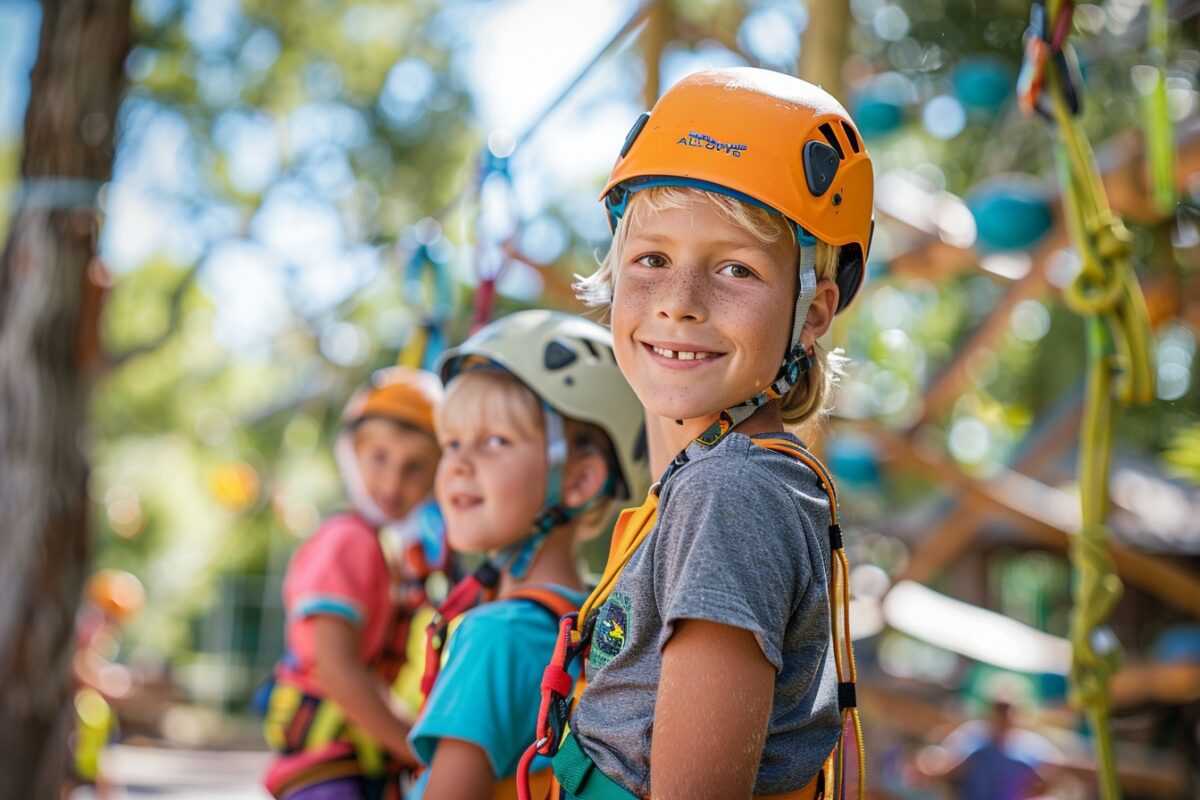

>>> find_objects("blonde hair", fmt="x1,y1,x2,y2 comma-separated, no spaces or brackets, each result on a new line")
435,369,620,533
575,186,843,427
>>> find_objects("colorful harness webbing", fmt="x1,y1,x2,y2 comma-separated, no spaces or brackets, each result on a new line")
263,527,434,798
517,437,864,800
416,583,582,800
419,574,583,708
550,727,828,800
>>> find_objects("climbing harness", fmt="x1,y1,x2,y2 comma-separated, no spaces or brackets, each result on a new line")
419,579,581,708
263,529,430,799
1018,3,1158,798
517,430,865,800
417,582,582,800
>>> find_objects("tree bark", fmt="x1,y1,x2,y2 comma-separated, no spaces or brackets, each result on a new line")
638,0,673,108
800,0,850,102
0,2,130,797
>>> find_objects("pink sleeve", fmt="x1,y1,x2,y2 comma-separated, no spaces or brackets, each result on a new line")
283,515,389,668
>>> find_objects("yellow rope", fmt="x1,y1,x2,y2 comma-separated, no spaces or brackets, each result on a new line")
1021,3,1158,797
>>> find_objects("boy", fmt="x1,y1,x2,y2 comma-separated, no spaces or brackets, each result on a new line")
411,310,648,800
264,367,443,800
531,67,873,800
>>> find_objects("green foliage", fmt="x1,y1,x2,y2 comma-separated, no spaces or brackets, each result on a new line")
89,0,482,672
70,0,1200,687
1163,422,1200,484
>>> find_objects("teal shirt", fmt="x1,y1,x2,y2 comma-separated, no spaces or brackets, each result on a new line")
409,586,587,797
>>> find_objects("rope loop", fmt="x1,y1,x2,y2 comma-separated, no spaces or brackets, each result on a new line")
1062,214,1130,316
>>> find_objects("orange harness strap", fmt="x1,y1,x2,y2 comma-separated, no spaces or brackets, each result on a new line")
521,438,865,800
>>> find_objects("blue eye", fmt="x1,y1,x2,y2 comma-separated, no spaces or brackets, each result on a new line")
484,435,510,448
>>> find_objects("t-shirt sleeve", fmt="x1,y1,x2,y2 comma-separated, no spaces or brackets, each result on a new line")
408,604,559,778
654,459,815,671
287,518,384,627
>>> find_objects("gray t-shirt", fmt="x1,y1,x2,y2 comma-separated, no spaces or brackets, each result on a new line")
571,431,840,796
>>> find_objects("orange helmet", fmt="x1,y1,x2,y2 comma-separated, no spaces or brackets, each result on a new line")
85,569,145,623
342,366,443,436
601,68,874,312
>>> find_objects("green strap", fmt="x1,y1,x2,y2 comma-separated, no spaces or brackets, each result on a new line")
553,729,640,800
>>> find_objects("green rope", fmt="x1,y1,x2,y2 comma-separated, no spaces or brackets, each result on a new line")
1019,3,1159,797
1146,0,1175,218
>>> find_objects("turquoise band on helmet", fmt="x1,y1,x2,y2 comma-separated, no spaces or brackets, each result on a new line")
604,175,818,246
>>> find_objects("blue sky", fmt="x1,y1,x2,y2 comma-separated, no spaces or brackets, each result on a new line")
0,1,40,139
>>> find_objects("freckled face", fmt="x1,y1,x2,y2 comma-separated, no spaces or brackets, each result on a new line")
609,197,798,422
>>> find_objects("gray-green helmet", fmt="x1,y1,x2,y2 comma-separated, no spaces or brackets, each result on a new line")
438,309,650,505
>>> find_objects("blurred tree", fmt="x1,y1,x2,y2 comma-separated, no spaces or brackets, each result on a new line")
0,2,131,796
84,0,478,696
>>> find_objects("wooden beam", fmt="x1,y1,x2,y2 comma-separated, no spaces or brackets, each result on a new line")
912,263,1049,427
897,498,988,584
895,390,1084,583
499,240,586,311
849,419,1200,618
1110,660,1200,708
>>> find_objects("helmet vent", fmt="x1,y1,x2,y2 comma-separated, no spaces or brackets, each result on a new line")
580,338,601,360
803,141,840,198
544,340,578,370
620,113,650,158
841,122,861,154
817,123,845,160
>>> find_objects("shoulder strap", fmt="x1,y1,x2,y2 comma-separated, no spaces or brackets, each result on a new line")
749,438,840,522
749,436,864,798
505,586,580,621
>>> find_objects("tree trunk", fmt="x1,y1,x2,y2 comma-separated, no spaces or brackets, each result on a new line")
800,0,850,102
0,2,130,797
639,0,673,108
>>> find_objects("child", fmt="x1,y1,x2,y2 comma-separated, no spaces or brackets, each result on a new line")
408,309,648,800
529,68,874,799
263,366,444,800
65,569,146,800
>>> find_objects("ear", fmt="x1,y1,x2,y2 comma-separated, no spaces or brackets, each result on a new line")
561,451,611,508
801,278,839,347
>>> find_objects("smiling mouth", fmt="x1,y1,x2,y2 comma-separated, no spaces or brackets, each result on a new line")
449,495,482,510
646,344,721,361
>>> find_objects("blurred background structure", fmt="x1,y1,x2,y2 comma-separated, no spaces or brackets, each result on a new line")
1,0,1199,797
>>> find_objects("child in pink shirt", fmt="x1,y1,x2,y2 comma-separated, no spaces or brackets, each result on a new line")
263,367,443,800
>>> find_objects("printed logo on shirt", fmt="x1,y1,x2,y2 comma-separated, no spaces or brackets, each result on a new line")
588,592,632,670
